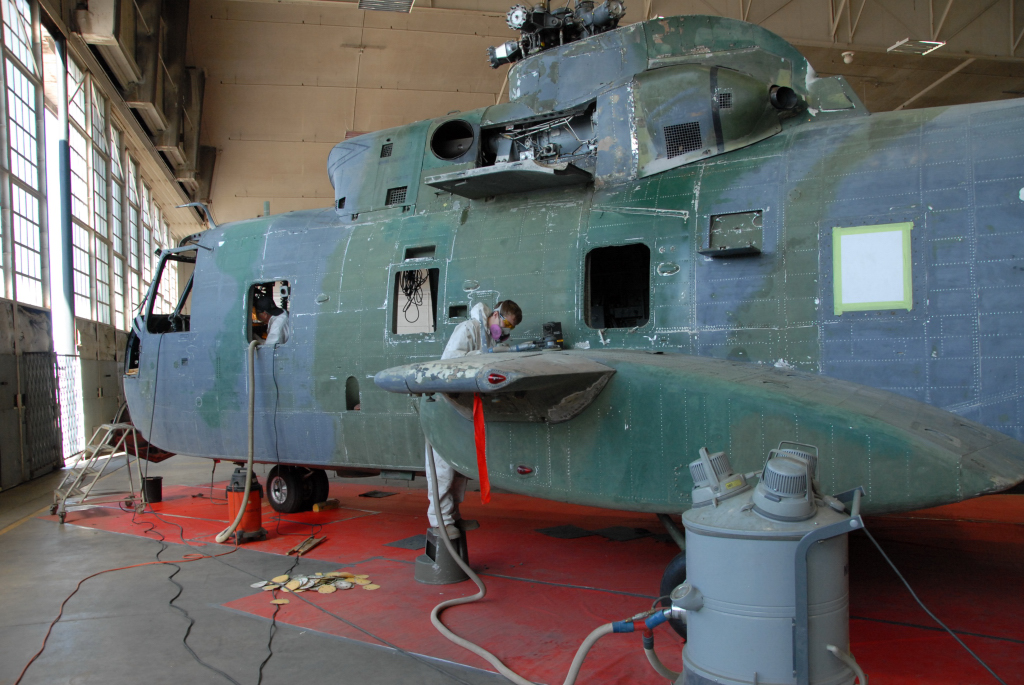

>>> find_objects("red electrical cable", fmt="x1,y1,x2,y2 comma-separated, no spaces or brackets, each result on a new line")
14,545,239,685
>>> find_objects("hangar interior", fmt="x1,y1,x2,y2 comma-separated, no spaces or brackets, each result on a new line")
0,0,1023,683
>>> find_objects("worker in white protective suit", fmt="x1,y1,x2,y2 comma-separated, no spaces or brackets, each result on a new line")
255,296,292,345
426,299,523,538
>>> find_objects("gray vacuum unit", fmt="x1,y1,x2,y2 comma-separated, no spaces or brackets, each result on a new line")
680,440,862,685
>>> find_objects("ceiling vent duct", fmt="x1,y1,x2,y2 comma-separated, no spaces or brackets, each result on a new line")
358,0,415,12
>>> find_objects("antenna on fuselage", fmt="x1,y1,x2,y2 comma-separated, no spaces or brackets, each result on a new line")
177,202,218,229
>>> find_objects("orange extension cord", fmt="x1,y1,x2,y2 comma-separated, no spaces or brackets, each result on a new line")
14,543,239,685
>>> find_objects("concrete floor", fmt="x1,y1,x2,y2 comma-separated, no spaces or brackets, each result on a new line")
0,457,505,685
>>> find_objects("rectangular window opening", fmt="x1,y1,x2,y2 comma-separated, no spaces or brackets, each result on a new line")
448,304,468,319
248,280,290,343
393,268,438,335
404,245,435,261
337,197,346,210
585,243,650,329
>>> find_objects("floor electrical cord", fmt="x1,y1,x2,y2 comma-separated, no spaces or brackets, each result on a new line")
144,503,479,685
862,527,1006,685
12,521,239,685
142,515,245,685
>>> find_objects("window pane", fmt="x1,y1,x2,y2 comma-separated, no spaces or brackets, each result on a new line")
11,184,41,306
72,222,91,317
128,270,139,321
92,146,107,237
90,83,107,153
69,126,89,221
111,181,123,254
67,59,85,129
94,236,110,324
111,127,123,179
2,0,36,75
6,59,38,189
128,204,139,270
128,158,138,204
113,257,125,329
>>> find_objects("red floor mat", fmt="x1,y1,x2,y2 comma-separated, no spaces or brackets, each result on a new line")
44,485,1024,684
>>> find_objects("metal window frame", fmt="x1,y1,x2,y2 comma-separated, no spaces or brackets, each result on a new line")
0,0,48,308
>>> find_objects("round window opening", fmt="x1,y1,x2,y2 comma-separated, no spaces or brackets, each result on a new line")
431,120,475,160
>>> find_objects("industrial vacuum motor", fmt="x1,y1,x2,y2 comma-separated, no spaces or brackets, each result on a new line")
678,444,865,685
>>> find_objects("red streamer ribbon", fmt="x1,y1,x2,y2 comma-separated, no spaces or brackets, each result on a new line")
473,393,491,504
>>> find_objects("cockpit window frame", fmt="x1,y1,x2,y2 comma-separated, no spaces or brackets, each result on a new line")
144,246,198,334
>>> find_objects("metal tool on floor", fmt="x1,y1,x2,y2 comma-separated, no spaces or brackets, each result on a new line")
287,535,326,555
51,422,145,523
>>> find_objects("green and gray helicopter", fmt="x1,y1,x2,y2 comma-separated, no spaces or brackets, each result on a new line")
124,7,1024,529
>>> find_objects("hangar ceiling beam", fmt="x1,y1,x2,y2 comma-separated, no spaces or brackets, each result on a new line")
894,56,975,110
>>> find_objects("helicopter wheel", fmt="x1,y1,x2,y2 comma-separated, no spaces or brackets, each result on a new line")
267,466,305,513
659,551,688,639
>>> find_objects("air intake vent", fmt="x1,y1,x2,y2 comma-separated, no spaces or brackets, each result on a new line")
761,457,808,497
664,122,702,159
776,448,817,477
708,451,732,480
380,143,393,158
715,92,732,109
689,460,709,487
385,186,408,206
357,0,414,11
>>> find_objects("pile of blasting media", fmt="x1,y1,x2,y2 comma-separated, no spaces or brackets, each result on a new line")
250,571,380,604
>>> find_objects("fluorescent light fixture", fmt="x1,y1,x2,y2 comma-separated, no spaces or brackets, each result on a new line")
358,0,414,11
887,38,946,55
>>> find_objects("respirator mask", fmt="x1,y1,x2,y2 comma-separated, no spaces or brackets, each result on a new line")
489,312,514,342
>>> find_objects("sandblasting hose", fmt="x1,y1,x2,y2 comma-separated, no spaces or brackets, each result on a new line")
425,440,622,685
215,340,259,543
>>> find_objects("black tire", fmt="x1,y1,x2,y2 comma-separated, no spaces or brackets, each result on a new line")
659,551,688,639
305,469,330,507
267,465,304,513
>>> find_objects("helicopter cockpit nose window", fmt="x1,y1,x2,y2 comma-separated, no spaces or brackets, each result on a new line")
249,281,290,343
146,248,197,334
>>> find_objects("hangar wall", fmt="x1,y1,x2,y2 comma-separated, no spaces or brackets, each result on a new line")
75,318,127,440
0,300,61,490
188,0,515,223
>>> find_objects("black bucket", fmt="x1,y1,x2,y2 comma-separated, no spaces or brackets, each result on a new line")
142,476,163,503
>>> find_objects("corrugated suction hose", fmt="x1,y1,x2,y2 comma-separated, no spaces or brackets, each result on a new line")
425,439,622,685
216,340,259,543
